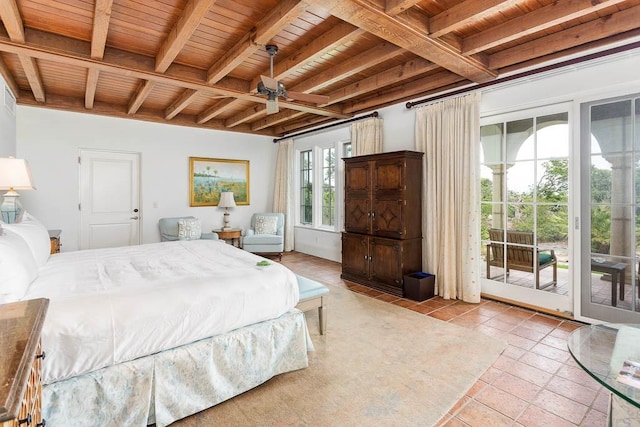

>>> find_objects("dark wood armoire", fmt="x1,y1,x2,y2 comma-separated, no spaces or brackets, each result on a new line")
341,150,423,297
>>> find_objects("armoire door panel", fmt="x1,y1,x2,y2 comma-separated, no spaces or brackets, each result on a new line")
345,197,371,234
341,233,370,277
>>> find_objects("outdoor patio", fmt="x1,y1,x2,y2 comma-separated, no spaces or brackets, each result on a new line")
483,264,639,312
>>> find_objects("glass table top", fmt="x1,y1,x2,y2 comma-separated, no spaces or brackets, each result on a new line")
567,324,640,409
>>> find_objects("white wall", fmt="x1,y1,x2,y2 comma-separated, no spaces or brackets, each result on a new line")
0,76,16,156
16,107,277,251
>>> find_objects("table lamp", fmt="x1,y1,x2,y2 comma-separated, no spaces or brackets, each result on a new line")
0,157,35,223
218,191,236,231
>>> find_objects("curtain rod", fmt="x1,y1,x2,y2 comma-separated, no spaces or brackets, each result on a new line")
273,111,379,143
406,40,640,109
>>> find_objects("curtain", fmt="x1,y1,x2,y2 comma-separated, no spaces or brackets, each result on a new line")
351,117,383,155
414,92,481,303
273,138,295,252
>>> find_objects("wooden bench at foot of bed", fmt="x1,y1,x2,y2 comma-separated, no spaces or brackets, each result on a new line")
295,275,329,335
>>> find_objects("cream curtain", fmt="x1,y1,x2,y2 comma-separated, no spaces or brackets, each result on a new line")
273,138,295,252
351,117,383,155
414,92,481,303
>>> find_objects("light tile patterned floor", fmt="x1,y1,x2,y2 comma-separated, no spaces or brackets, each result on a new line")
280,252,611,427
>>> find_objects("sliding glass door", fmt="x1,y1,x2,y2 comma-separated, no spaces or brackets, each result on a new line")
580,94,640,323
480,104,572,315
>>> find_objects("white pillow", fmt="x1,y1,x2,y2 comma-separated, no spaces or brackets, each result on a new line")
254,215,278,235
177,217,202,240
3,211,51,267
0,228,38,304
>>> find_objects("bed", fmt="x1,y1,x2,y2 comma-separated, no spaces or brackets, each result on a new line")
0,213,310,426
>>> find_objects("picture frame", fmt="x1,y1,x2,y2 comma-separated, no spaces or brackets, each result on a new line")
189,157,250,206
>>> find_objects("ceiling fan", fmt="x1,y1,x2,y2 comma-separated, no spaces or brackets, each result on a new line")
257,45,329,114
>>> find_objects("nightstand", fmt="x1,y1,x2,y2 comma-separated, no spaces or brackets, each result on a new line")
213,228,242,248
0,298,49,427
48,229,61,254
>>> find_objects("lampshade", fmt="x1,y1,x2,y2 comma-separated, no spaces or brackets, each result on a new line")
218,191,236,208
0,157,35,190
0,157,35,224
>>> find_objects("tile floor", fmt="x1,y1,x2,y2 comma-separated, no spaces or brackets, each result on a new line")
280,252,611,427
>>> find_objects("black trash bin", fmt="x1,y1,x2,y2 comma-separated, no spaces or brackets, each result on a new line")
404,272,435,301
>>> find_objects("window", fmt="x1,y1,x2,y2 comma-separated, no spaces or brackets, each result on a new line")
300,150,312,225
322,148,335,226
296,140,351,230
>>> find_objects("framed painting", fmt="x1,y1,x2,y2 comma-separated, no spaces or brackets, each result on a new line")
189,157,250,206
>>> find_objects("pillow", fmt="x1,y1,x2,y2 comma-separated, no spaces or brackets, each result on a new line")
254,215,278,235
0,228,38,304
177,217,202,240
3,211,51,267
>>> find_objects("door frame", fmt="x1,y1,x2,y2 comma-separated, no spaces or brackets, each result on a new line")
480,102,574,317
79,148,141,249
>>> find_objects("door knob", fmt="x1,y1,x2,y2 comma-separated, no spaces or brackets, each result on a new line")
130,216,139,220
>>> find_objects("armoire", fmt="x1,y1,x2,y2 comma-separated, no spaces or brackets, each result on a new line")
341,150,423,297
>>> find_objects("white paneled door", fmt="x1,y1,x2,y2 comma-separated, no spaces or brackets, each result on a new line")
79,150,141,249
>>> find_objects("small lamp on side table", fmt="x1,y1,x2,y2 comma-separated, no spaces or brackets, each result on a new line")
218,191,236,231
0,157,36,224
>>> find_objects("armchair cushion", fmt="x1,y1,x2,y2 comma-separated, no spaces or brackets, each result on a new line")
177,217,201,240
254,215,278,235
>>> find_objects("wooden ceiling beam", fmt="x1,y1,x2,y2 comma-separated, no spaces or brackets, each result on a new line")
156,0,217,72
86,0,114,109
0,54,20,97
0,29,348,118
429,0,521,38
344,71,465,113
17,92,272,137
489,4,640,69
252,110,303,131
165,0,307,121
273,115,329,135
327,57,438,104
128,80,156,115
207,0,308,84
143,0,218,120
85,68,99,109
18,54,44,102
463,0,628,56
385,0,422,16
197,98,241,123
250,22,363,91
305,0,497,83
0,0,45,102
291,41,404,94
91,0,114,59
225,104,266,127
165,89,200,119
0,0,25,43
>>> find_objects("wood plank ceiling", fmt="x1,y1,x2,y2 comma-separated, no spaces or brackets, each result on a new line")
0,0,638,138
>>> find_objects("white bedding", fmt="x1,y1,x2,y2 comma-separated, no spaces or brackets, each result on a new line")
22,239,299,384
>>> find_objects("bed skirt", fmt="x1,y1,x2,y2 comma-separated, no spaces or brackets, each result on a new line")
42,309,310,427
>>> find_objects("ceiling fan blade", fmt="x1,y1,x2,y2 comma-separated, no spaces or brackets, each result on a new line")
260,75,279,91
266,97,279,114
286,91,329,104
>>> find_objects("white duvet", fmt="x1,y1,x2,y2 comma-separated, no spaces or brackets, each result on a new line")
22,239,299,384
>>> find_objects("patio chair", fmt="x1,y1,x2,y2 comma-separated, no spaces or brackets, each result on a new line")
486,228,557,289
